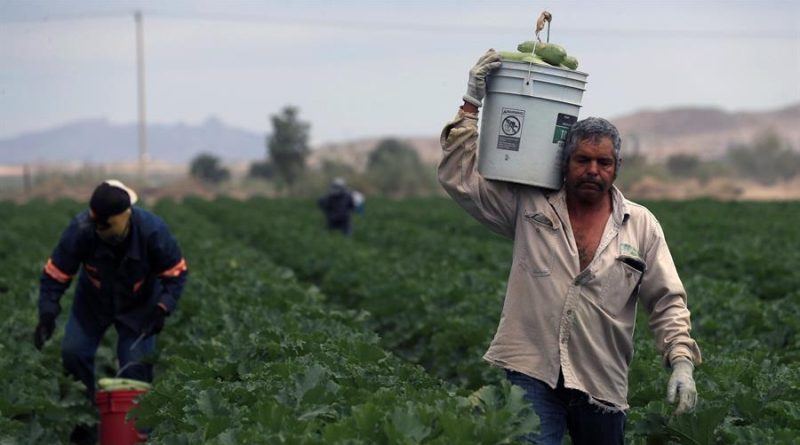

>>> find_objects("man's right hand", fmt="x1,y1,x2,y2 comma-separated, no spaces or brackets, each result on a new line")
34,314,56,350
141,305,168,337
463,49,502,108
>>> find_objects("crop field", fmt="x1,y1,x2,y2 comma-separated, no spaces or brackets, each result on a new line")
1,198,799,444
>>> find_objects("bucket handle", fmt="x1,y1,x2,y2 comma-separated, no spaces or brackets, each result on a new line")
116,361,140,377
524,11,553,95
524,42,537,94
113,331,148,377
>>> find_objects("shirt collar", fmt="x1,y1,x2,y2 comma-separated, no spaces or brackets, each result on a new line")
610,186,631,225
547,185,631,225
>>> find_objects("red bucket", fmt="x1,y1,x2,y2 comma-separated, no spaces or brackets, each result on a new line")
96,389,148,445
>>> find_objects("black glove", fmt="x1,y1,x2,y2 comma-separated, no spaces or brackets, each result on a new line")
141,306,168,336
34,313,56,350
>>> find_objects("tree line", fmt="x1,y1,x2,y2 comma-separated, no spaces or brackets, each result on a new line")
616,130,799,190
190,106,438,197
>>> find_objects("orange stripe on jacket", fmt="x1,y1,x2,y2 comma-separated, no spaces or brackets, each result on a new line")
88,275,101,289
159,258,187,278
44,258,73,283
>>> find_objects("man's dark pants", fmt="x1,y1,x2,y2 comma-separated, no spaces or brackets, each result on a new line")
62,309,155,402
506,369,626,445
326,219,352,236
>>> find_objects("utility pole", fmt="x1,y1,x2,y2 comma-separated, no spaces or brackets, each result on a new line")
23,164,31,194
135,10,148,185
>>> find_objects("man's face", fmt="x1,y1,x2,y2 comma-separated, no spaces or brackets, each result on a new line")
95,208,132,245
564,136,617,205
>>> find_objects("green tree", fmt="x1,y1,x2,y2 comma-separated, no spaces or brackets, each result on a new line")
727,130,800,185
367,138,432,196
189,153,230,184
268,106,310,188
248,160,275,180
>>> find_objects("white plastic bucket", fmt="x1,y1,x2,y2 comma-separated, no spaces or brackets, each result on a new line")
478,60,588,189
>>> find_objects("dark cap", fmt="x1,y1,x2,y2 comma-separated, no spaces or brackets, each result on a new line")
89,180,138,221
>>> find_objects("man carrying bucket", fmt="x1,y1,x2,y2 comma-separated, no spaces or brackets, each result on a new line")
33,180,188,444
438,49,701,445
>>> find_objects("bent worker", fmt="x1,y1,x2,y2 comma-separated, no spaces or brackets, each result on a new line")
318,177,356,235
438,49,702,445
33,180,188,444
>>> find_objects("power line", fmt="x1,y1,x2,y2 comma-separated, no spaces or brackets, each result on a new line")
2,10,797,41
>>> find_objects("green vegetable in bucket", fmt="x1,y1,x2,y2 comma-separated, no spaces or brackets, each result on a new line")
509,11,581,71
517,40,536,53
562,55,579,70
98,377,152,391
499,51,548,65
534,42,567,66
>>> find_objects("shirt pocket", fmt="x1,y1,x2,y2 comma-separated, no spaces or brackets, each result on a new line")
518,211,558,277
599,255,646,317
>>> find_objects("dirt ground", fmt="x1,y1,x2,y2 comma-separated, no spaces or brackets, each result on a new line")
624,176,800,201
4,175,800,204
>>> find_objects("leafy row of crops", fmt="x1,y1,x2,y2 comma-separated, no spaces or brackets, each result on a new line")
1,198,799,444
185,197,512,389
134,201,536,443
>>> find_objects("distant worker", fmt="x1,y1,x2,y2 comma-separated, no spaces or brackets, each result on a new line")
352,190,366,214
318,177,356,235
438,49,702,445
33,180,188,444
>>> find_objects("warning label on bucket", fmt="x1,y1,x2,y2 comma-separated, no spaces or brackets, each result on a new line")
552,113,577,144
497,108,525,151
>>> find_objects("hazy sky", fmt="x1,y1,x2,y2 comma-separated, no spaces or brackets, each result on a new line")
1,0,798,145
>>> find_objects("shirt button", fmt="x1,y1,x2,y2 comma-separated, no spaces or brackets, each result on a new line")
566,309,573,316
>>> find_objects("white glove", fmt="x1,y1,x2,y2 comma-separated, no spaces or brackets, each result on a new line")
667,357,697,415
463,49,502,108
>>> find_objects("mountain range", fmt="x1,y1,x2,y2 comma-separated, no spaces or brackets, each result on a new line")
0,116,264,165
2,103,799,169
612,103,800,161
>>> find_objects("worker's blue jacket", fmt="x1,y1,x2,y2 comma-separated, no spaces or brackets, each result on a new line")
39,207,188,333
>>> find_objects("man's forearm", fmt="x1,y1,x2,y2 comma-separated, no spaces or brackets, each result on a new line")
438,107,516,239
39,273,70,318
158,272,187,312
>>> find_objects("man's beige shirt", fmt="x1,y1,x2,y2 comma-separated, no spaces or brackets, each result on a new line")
438,109,702,410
